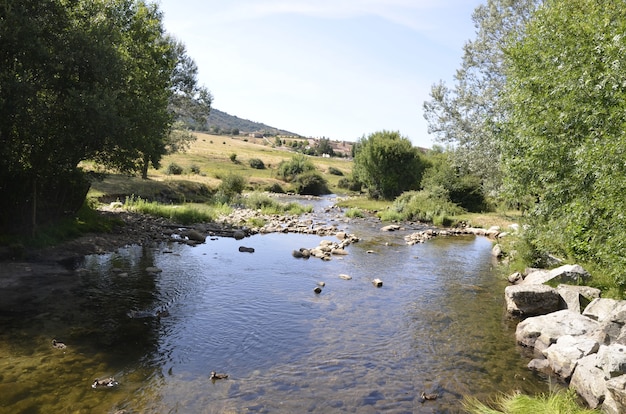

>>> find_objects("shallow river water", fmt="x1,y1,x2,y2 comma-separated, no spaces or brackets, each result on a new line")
0,200,549,413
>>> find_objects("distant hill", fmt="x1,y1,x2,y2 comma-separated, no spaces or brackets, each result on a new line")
207,108,301,137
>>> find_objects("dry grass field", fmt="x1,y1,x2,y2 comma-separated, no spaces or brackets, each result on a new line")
89,132,354,201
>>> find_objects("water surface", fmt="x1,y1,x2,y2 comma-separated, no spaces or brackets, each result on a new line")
0,211,548,413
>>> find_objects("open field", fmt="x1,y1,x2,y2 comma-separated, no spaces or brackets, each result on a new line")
89,132,354,200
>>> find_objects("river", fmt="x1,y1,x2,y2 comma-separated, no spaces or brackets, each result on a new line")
0,198,549,413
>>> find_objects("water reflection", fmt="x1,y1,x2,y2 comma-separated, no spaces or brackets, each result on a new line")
0,222,548,413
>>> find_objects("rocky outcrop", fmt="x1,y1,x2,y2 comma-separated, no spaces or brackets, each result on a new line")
505,265,597,316
403,226,505,245
292,233,360,261
505,284,561,317
515,297,626,412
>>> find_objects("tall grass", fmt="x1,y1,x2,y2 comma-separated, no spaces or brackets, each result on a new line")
381,190,465,225
124,196,230,224
243,192,312,215
463,389,598,414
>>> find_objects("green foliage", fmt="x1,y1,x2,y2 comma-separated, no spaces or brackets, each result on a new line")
377,209,404,222
387,190,465,224
248,158,266,169
218,173,247,199
189,164,201,174
328,166,344,176
124,196,222,225
345,208,365,219
423,0,539,196
240,192,312,215
166,163,184,175
265,182,285,193
276,154,316,182
502,0,626,283
314,137,335,156
229,153,238,163
353,131,426,200
19,199,119,248
463,388,597,414
338,177,362,192
292,171,331,196
421,151,488,212
0,0,208,233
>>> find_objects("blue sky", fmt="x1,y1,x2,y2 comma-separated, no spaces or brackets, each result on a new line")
157,0,484,147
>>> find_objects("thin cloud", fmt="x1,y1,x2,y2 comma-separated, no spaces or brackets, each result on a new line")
209,0,448,32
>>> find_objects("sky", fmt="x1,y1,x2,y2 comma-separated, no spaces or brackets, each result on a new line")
157,0,484,147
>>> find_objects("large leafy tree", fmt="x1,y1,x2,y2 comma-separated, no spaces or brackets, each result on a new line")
422,0,540,196
502,0,626,281
353,130,425,200
0,0,209,233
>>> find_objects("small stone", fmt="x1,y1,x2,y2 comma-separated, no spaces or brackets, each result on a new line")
145,266,162,273
339,274,352,280
372,278,383,287
313,286,322,294
317,281,326,287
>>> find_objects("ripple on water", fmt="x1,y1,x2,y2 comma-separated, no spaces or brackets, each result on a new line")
0,223,548,413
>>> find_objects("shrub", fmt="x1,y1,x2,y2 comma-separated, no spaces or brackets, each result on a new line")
345,208,364,218
338,177,362,192
389,190,465,224
229,153,237,163
266,182,285,193
276,154,315,181
248,158,265,169
218,173,246,199
166,163,183,175
189,164,201,174
292,171,330,196
328,166,344,176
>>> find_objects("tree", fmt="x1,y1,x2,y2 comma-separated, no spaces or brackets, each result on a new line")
421,151,488,212
422,0,540,196
502,0,626,281
314,137,334,157
0,0,208,233
353,131,425,200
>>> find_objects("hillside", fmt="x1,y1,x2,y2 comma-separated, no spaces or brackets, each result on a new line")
207,108,301,137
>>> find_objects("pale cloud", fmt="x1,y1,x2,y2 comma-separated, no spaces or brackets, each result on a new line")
208,0,447,31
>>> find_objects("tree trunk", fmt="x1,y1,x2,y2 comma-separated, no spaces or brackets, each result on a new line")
141,154,149,179
31,177,37,237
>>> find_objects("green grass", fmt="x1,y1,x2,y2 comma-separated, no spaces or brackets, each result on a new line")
463,389,598,414
3,200,121,252
123,196,230,225
345,208,365,218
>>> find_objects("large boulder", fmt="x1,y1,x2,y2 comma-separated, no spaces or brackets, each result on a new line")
571,354,608,409
505,284,561,317
542,334,599,379
516,309,599,353
557,284,601,313
583,298,624,323
606,375,626,414
521,264,591,286
597,344,626,379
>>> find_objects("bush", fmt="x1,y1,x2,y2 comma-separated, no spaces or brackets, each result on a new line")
218,173,246,200
189,164,201,174
229,153,237,163
388,190,465,224
266,182,285,193
345,208,364,218
166,163,183,175
328,166,344,176
292,171,330,196
276,154,315,182
338,177,362,192
248,158,265,169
